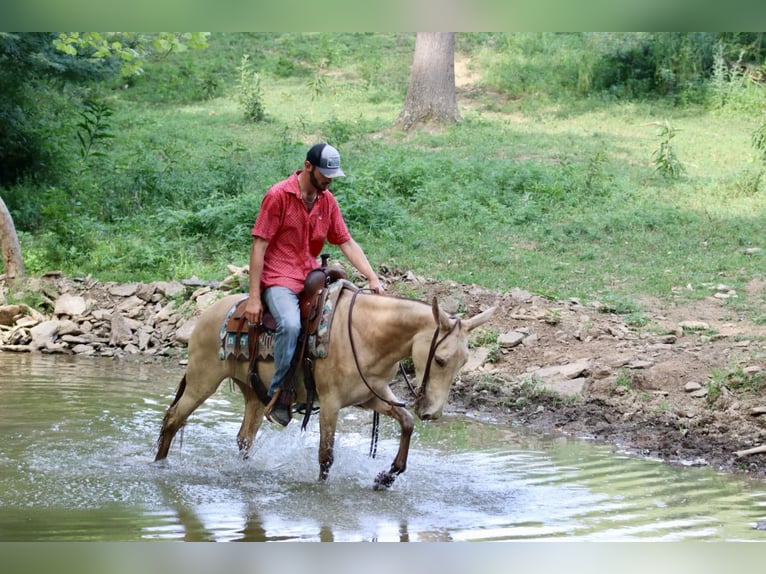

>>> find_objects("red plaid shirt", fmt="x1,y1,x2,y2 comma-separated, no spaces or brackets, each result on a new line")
252,171,351,293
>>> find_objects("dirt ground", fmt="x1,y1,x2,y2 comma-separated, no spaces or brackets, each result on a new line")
385,272,766,479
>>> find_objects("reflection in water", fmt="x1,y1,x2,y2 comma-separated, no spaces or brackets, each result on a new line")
2,353,766,541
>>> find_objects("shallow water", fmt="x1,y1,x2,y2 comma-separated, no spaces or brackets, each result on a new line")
1,353,766,542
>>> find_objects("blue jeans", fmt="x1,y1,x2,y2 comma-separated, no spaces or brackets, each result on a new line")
262,286,301,397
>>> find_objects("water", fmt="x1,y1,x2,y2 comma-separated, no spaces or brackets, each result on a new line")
2,353,766,542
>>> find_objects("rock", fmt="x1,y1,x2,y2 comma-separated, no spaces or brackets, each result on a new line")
498,331,525,348
508,288,534,302
539,376,587,398
750,406,766,417
136,283,157,301
195,291,221,311
463,347,490,372
0,305,27,326
684,381,703,392
174,318,198,344
108,283,140,297
109,313,133,346
117,296,146,318
559,358,591,379
155,281,186,298
679,320,710,331
29,320,61,350
53,294,87,317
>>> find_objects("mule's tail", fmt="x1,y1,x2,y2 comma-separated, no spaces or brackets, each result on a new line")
155,374,188,461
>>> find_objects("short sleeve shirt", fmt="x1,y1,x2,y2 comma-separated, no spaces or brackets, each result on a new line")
252,171,351,293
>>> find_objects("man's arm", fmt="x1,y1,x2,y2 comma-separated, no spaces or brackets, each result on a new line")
244,237,269,323
338,238,384,293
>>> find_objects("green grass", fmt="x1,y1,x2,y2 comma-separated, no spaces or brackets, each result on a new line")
4,32,766,322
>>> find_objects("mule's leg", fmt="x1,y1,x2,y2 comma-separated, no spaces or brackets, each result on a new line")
232,378,266,457
317,404,341,481
370,403,414,490
155,368,227,461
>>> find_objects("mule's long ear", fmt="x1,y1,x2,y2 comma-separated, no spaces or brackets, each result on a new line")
463,306,496,331
432,297,451,330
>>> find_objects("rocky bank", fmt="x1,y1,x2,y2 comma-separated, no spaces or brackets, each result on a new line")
2,268,766,479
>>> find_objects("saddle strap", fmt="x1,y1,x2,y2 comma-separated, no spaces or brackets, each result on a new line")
248,322,270,405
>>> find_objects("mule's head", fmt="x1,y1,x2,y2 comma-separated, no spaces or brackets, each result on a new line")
413,298,495,420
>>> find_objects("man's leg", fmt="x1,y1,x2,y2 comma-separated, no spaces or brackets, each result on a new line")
262,286,301,425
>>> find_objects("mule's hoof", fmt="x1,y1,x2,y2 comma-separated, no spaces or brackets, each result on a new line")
373,471,396,490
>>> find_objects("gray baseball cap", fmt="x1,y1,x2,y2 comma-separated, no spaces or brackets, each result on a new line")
306,143,345,178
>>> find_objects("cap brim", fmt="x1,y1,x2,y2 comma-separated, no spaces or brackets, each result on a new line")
317,167,345,178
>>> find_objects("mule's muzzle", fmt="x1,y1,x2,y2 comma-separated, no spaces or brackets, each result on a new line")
414,398,444,421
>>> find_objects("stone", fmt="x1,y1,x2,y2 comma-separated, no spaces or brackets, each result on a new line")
30,320,61,350
498,331,525,348
109,313,133,346
0,305,27,326
175,318,198,344
108,283,140,297
53,294,87,317
684,381,703,392
463,347,490,372
155,281,186,298
679,320,710,331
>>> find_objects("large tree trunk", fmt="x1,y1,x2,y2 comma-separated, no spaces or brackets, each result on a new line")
397,32,459,131
0,194,25,283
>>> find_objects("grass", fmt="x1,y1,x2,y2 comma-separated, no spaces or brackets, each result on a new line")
4,32,766,323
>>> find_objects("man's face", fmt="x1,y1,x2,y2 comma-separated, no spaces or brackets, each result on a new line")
308,164,332,192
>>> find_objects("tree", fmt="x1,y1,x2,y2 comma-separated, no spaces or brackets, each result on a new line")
397,32,459,131
0,195,24,283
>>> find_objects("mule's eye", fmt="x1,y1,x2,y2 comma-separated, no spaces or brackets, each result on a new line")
434,356,446,368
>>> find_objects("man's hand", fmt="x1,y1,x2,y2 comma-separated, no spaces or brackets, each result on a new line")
244,297,263,324
369,279,385,295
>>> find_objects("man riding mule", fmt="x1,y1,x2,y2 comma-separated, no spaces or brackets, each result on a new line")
154,287,495,488
153,142,496,487
243,143,383,427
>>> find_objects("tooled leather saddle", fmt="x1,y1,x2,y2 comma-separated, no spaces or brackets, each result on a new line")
224,260,347,427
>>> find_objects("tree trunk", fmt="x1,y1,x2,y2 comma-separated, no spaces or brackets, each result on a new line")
397,32,460,131
0,194,25,283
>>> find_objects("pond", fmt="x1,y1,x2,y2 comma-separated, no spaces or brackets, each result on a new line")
2,353,766,542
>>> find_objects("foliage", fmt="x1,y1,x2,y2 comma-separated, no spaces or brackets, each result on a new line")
237,54,266,123
76,99,114,161
652,120,684,179
53,32,210,78
2,32,766,330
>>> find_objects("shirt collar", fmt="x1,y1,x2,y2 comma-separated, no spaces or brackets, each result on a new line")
291,170,327,199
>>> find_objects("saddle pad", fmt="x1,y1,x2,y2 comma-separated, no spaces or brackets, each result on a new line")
217,280,355,362
218,297,276,361
307,279,354,359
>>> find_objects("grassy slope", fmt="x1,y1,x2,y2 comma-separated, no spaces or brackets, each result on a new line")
14,33,766,323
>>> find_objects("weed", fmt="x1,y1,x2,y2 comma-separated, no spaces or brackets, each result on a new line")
616,370,633,391
76,99,114,162
237,54,266,123
652,120,684,179
543,308,562,325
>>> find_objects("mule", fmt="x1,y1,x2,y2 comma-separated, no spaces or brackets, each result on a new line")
154,287,495,488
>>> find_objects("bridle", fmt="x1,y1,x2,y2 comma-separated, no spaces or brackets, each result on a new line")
347,288,460,407
347,288,461,458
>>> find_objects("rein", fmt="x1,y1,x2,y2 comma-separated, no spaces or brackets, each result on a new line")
347,288,460,458
347,288,406,409
347,289,460,404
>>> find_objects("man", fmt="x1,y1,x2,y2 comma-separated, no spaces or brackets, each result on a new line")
244,143,384,426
